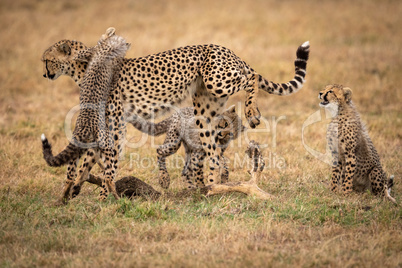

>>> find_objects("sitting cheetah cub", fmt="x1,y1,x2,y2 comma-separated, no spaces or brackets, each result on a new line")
319,84,396,204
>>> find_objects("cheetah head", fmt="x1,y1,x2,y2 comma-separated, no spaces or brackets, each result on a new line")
318,84,352,114
41,39,92,81
41,27,117,81
217,105,247,144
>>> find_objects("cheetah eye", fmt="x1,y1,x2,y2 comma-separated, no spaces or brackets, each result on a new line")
328,90,333,94
224,122,228,128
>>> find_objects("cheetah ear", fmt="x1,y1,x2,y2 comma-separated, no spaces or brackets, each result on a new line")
58,42,71,55
343,87,352,103
226,105,236,113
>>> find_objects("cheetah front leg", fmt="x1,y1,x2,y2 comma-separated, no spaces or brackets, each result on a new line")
340,143,356,195
327,121,341,192
331,165,342,193
181,146,196,189
192,89,226,185
329,146,342,192
156,131,182,189
99,149,120,200
189,150,206,188
220,150,229,184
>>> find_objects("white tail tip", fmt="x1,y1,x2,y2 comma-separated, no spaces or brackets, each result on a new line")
302,41,310,48
41,133,46,141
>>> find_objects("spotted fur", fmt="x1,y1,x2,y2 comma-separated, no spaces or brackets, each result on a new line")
319,84,396,203
73,105,245,192
133,105,245,189
42,28,309,187
41,33,130,202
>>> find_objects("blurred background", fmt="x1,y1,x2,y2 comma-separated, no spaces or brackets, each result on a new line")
0,0,401,187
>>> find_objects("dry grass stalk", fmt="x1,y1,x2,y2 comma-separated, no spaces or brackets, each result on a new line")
205,140,274,200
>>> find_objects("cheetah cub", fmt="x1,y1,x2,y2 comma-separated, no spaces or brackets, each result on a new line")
319,84,396,204
127,105,246,189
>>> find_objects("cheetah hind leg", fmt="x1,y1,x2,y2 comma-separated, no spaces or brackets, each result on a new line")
54,159,79,206
220,154,229,184
71,149,103,199
388,175,394,193
244,74,261,128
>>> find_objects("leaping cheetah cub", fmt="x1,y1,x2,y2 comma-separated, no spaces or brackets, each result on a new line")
42,32,130,201
319,84,396,204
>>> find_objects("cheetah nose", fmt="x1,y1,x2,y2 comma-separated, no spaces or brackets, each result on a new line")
44,73,55,79
318,93,323,99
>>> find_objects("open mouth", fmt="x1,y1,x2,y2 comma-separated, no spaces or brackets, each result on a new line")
320,101,329,107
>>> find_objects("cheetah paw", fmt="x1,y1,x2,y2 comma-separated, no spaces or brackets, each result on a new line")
53,199,68,207
158,171,171,189
71,184,82,198
246,106,261,128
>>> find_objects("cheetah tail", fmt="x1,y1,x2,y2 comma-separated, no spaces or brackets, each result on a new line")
260,41,310,96
126,115,170,136
388,175,394,190
41,134,84,167
385,175,397,205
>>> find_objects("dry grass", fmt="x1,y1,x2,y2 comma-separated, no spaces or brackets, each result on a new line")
0,0,401,267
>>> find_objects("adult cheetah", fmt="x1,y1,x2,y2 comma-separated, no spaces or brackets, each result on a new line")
319,84,396,203
42,28,309,188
